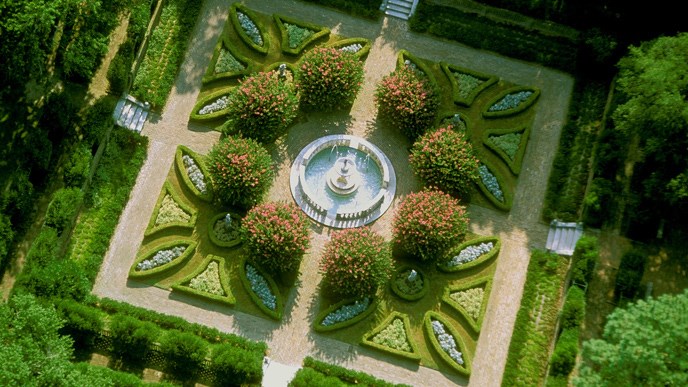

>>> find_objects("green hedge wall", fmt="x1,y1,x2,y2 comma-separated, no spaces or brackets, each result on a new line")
289,356,410,387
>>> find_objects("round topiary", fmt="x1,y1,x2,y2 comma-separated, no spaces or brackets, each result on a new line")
208,135,274,209
223,70,299,143
375,65,440,141
410,126,479,198
240,202,311,274
393,189,469,262
296,47,364,111
320,227,393,299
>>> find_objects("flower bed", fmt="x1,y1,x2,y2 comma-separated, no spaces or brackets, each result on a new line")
390,266,429,301
175,146,213,202
144,181,197,237
424,311,471,376
239,261,282,320
171,255,236,306
129,240,196,279
483,126,531,175
274,14,329,56
438,236,501,273
476,162,512,211
440,62,497,107
326,38,372,60
441,276,493,333
190,87,234,121
208,212,242,248
362,312,421,361
231,4,268,54
482,86,540,118
313,297,378,332
396,49,438,88
202,37,253,84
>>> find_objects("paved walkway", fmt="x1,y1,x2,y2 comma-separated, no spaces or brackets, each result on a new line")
93,1,573,386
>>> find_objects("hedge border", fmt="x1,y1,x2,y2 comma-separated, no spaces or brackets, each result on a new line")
238,259,283,321
312,296,379,333
441,276,493,333
440,62,498,107
230,3,270,55
171,255,236,306
396,49,438,89
424,311,472,377
202,36,255,84
273,14,330,56
207,212,243,248
437,112,472,140
129,240,197,279
483,125,531,175
175,145,214,202
189,86,235,122
325,37,372,60
389,266,430,301
475,160,512,211
482,86,541,119
144,181,198,237
361,311,421,362
438,236,501,273
299,357,408,387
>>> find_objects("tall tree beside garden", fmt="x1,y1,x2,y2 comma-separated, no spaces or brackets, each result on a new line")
574,289,688,387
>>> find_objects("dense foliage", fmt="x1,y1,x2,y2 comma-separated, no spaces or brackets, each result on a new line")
296,47,364,110
299,0,381,19
160,330,209,381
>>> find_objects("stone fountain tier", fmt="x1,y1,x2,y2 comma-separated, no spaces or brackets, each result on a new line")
326,156,361,195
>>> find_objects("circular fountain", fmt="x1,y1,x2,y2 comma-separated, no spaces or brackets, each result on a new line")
290,135,396,228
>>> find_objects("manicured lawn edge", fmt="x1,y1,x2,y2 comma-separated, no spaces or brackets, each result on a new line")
171,255,236,306
312,296,379,332
144,181,197,237
440,62,497,107
441,276,493,333
482,86,541,119
483,125,532,175
273,14,330,56
202,36,255,84
361,311,421,362
424,311,472,377
326,37,372,60
207,212,243,248
230,3,270,55
438,236,501,273
238,260,283,321
175,145,214,202
129,240,197,279
189,87,234,122
390,266,430,301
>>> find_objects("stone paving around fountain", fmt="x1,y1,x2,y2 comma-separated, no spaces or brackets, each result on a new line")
93,0,573,385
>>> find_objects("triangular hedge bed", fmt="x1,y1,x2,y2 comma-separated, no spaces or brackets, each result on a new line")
361,311,421,362
441,276,493,333
483,125,531,175
396,49,438,88
171,255,236,306
273,14,330,56
202,36,254,85
144,181,197,237
440,62,497,107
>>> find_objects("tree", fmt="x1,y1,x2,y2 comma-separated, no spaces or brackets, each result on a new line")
575,289,688,386
297,47,364,111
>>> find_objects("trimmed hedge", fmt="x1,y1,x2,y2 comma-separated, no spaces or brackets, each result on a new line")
361,311,421,362
175,145,214,202
299,0,382,20
424,311,471,377
109,313,160,363
483,125,532,175
274,14,330,56
560,286,585,330
440,62,497,107
56,298,106,350
482,86,541,119
312,297,379,332
171,255,236,306
144,181,197,237
211,342,264,385
202,37,254,84
207,212,242,248
230,3,270,55
290,356,410,387
189,87,234,122
397,49,438,89
441,276,493,333
160,329,209,381
128,240,197,279
549,328,579,377
239,260,283,320
438,236,501,273
475,161,513,211
390,266,429,301
326,37,372,60
570,235,599,287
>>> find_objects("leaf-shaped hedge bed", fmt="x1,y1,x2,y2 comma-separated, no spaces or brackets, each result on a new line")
440,62,497,107
397,49,438,88
190,87,234,121
239,261,283,320
129,240,197,279
476,161,512,211
145,181,197,237
482,86,540,118
171,255,236,306
274,14,330,56
483,126,531,175
361,311,421,361
230,3,269,55
326,38,372,60
424,311,471,376
438,236,501,273
208,212,242,248
202,37,253,84
313,296,378,332
442,277,493,333
175,145,213,202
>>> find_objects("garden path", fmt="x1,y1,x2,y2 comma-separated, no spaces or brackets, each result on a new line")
93,0,573,386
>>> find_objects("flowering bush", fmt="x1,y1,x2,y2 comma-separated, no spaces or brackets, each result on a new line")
375,65,440,140
410,126,479,198
224,71,299,143
393,189,469,262
245,263,276,310
320,227,393,298
478,164,504,202
208,136,273,208
297,47,364,111
241,202,311,274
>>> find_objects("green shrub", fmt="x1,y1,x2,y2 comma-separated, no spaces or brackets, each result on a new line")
549,328,579,376
79,97,116,145
24,228,59,270
297,47,364,111
571,235,599,287
160,330,209,381
211,343,264,385
16,259,91,301
45,187,84,234
410,126,479,198
107,41,134,95
109,313,159,363
561,286,585,330
615,250,646,300
61,30,109,83
241,202,311,274
320,227,393,298
393,189,469,262
375,65,440,141
291,356,407,387
64,144,92,188
1,169,35,227
70,362,148,385
224,70,299,143
208,135,274,209
0,214,14,270
56,299,105,350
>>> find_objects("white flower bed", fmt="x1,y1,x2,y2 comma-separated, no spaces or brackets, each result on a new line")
447,242,494,267
182,155,208,195
237,11,263,46
246,264,276,310
198,96,229,115
479,165,503,202
488,91,533,112
431,319,464,365
189,261,224,296
450,287,484,320
137,246,186,271
339,43,362,53
322,297,370,326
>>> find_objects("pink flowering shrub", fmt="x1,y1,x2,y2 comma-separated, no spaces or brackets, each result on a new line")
296,47,364,111
375,65,440,140
225,70,299,143
208,136,273,208
241,202,311,274
320,227,393,298
393,189,469,262
410,126,480,198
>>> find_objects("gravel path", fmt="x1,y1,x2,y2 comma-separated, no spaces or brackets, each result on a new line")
93,1,573,385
